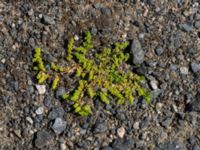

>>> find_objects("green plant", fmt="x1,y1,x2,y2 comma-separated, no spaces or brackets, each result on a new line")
33,31,151,116
52,75,60,90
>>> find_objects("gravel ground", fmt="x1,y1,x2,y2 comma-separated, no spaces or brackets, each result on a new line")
0,0,200,150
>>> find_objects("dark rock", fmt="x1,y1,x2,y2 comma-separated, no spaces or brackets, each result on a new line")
161,117,173,128
94,3,103,9
42,15,55,25
91,27,98,36
179,23,193,32
186,92,200,112
134,65,148,75
169,64,177,71
34,130,53,148
188,136,196,146
44,95,52,107
21,128,29,137
140,146,148,150
194,21,200,29
0,63,5,71
28,85,34,94
101,146,113,150
119,0,128,3
9,81,19,92
13,81,19,91
52,117,67,134
101,7,112,16
46,54,57,63
193,146,200,150
194,13,200,20
80,128,87,135
48,107,64,120
34,115,42,128
34,122,40,129
151,89,162,99
132,20,140,27
28,38,35,47
111,139,126,150
140,117,149,129
131,39,144,65
76,140,89,149
56,87,66,98
123,138,135,149
111,138,135,150
187,48,197,55
161,141,185,150
190,62,200,73
115,111,126,121
186,113,197,126
94,122,107,133
155,46,164,55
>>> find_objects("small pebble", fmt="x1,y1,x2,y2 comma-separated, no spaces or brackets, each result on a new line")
74,35,79,41
150,80,158,90
1,58,6,63
133,121,140,130
155,47,164,55
39,14,43,18
36,84,46,95
60,143,67,150
180,67,188,75
26,117,33,124
194,21,200,29
35,107,44,115
52,117,67,134
156,102,163,114
179,23,193,32
117,127,125,138
131,39,145,65
42,15,55,25
191,62,200,73
122,33,127,39
28,9,34,16
34,130,53,148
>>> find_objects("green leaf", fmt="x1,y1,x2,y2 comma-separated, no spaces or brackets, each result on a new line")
100,91,110,104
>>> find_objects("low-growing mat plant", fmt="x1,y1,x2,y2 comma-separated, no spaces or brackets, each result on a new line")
32,31,151,116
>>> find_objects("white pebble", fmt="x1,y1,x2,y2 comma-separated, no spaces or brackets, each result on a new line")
74,35,79,41
150,80,158,90
36,84,46,95
60,143,67,150
1,58,6,63
26,117,33,124
122,33,127,39
117,127,125,138
133,122,140,130
35,107,44,115
180,67,188,75
39,14,43,19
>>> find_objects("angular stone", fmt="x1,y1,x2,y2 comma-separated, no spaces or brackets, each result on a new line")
131,39,145,65
52,118,67,134
191,62,200,73
187,92,200,112
42,15,55,25
34,130,53,148
179,23,193,32
180,67,188,75
35,84,46,95
35,106,44,115
48,107,64,120
94,122,107,133
117,127,125,138
155,46,164,55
